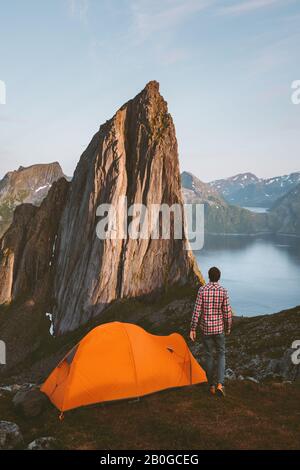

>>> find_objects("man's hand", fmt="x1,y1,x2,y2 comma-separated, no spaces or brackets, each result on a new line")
225,330,231,337
190,330,196,342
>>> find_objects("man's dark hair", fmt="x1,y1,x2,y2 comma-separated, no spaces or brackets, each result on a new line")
208,266,221,282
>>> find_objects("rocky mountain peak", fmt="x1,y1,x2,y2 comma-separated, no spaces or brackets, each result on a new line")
181,171,224,205
2,161,63,181
144,79,160,91
0,82,203,346
0,162,66,237
134,80,161,104
209,170,300,207
231,172,258,181
181,171,197,189
53,81,203,334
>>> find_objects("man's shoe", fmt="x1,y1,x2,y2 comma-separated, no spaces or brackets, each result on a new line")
209,385,216,395
216,383,226,397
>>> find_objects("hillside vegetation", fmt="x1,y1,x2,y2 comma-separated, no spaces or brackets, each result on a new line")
0,380,299,450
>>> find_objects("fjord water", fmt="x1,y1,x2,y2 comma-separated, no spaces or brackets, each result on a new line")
242,206,269,213
194,234,300,316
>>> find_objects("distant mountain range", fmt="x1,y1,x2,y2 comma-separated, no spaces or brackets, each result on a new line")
270,183,300,235
0,162,66,237
181,172,267,235
182,171,300,236
209,171,300,208
1,165,299,239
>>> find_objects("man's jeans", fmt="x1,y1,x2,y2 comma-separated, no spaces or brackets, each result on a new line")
202,333,225,386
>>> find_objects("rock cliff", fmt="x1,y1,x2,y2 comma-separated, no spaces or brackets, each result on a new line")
0,178,69,305
0,178,69,374
0,162,65,238
53,81,202,334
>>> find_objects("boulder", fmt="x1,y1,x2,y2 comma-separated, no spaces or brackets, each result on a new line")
0,383,36,395
265,348,300,381
27,437,59,450
244,376,259,384
0,421,23,449
0,384,22,394
225,368,236,381
13,388,49,418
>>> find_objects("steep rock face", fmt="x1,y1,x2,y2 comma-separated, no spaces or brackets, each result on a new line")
0,162,66,238
53,81,202,334
0,205,37,305
0,178,69,305
181,171,223,205
0,178,70,375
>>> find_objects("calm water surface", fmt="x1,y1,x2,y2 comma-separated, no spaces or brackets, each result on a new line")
194,234,300,316
242,206,269,213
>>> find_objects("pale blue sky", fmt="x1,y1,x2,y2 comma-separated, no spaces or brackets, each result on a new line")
0,0,299,181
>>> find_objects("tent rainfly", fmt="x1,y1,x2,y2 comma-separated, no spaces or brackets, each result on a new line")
41,322,207,412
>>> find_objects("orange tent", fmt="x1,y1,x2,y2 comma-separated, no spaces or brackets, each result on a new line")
41,322,206,412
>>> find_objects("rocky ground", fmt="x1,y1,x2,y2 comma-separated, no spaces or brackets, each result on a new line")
80,295,300,384
0,380,299,450
0,295,299,450
1,289,299,385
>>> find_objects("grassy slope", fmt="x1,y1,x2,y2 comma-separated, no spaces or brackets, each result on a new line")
1,381,299,450
1,293,299,450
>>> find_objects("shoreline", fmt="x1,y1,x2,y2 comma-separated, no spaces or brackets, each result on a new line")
205,231,300,238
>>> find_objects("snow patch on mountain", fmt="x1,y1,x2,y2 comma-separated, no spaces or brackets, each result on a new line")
209,171,300,207
35,184,50,193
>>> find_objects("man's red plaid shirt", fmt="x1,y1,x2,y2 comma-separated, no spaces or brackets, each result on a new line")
190,282,232,335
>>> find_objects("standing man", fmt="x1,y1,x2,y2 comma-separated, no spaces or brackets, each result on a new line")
190,267,232,397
